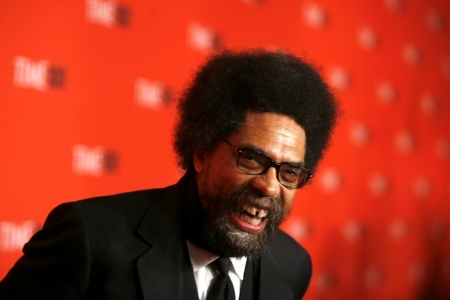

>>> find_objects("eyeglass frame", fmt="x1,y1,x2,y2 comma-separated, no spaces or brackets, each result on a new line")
222,138,313,189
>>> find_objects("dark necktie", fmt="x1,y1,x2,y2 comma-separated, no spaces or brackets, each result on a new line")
206,257,236,300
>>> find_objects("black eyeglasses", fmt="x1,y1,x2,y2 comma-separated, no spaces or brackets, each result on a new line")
222,139,312,189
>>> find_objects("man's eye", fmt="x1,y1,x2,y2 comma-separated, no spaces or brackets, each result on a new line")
241,154,260,164
242,154,257,161
284,169,299,177
239,152,264,168
280,167,301,183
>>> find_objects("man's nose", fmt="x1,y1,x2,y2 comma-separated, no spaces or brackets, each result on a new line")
249,166,280,197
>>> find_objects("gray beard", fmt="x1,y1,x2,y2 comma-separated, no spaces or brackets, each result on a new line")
201,188,286,258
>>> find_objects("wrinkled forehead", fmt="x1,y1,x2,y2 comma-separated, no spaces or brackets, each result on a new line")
227,111,307,163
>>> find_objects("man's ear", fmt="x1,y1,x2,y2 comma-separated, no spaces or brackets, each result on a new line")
193,149,205,173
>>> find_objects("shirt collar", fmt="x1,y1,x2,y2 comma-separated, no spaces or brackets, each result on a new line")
229,256,247,280
186,240,247,280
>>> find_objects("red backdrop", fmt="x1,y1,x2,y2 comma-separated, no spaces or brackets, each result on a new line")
1,0,449,299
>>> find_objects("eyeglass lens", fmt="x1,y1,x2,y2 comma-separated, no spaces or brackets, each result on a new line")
238,149,309,188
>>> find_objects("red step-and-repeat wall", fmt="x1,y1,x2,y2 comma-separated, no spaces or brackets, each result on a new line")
1,0,449,299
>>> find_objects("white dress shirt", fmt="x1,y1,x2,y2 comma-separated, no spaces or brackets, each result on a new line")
186,240,247,300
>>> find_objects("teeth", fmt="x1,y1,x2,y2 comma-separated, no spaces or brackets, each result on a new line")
242,205,255,216
257,210,268,218
242,205,268,218
249,206,257,216
240,214,262,225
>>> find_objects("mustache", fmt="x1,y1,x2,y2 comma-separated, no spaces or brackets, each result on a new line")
200,183,287,258
227,188,283,222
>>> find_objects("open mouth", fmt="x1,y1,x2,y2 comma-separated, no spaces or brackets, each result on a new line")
231,204,269,233
240,204,268,223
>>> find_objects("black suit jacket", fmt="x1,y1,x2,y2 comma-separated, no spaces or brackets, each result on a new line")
0,177,312,299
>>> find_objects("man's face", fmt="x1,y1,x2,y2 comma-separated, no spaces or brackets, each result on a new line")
194,111,307,258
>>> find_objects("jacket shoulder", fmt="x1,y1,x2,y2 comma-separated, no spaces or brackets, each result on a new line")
70,184,178,221
268,229,312,298
271,229,311,264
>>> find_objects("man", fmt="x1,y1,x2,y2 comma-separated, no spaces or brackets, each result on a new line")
0,49,338,299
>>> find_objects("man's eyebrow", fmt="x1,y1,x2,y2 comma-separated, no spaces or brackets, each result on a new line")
237,143,305,167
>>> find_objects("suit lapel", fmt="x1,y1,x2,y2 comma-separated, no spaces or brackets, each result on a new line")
132,175,293,300
259,251,293,300
135,180,199,300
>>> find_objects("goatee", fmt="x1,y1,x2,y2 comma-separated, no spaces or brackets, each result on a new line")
201,187,287,258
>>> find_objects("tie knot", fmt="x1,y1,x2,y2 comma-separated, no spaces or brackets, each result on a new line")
213,257,231,277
